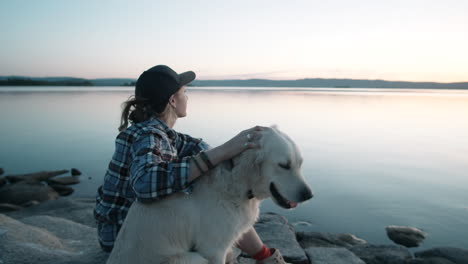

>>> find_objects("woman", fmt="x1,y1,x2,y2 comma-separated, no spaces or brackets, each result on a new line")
94,65,289,264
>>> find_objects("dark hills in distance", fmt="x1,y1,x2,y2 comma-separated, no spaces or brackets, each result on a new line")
0,76,467,89
0,77,135,86
191,79,468,89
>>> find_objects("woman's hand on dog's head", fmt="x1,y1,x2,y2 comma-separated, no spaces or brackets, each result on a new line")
203,126,268,168
242,125,267,148
224,126,266,156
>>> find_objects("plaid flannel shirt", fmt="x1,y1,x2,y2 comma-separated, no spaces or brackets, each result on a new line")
94,117,209,251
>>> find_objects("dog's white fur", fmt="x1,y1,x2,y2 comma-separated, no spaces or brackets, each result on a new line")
106,127,312,264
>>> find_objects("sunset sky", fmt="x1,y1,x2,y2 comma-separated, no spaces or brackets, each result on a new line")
0,0,467,82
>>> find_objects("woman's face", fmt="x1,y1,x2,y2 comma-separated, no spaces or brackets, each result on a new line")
171,86,188,118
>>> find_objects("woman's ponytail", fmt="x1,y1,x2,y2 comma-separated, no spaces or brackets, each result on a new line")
118,96,156,131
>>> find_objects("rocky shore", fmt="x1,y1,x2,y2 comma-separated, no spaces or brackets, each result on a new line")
1,198,467,264
1,169,467,264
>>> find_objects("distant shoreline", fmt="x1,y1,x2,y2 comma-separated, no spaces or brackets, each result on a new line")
0,76,467,89
2,86,468,91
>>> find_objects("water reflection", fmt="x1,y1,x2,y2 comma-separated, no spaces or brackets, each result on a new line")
0,87,467,249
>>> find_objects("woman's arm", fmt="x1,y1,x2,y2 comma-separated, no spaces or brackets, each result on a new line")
175,133,211,157
129,126,264,201
129,131,193,202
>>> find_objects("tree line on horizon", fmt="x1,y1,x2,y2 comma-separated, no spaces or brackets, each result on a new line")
0,76,467,89
0,77,93,86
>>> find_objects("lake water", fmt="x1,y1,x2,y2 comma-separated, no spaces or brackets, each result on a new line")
0,86,467,250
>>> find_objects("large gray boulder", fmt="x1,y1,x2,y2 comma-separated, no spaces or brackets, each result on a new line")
6,197,96,227
254,213,308,264
408,258,456,264
0,176,6,187
21,215,108,263
48,184,75,196
0,213,108,264
349,244,413,264
0,203,23,213
5,170,69,183
47,176,80,185
0,181,59,205
305,247,365,264
0,214,74,263
297,231,367,248
385,225,427,248
21,215,95,243
415,247,468,264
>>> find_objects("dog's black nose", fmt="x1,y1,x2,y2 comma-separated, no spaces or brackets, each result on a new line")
300,187,313,202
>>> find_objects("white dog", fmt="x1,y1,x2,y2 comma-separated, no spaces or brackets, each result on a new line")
106,127,313,264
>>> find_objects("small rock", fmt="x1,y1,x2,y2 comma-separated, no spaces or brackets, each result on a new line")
48,184,74,196
386,225,427,248
88,176,92,180
350,244,413,264
415,247,468,264
305,247,365,264
47,176,80,185
0,203,23,212
297,231,367,248
71,168,82,176
0,182,59,205
0,168,4,175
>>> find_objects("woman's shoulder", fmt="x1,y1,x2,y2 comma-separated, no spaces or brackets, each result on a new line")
119,119,170,140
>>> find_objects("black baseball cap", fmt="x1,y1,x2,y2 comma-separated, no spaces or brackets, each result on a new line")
135,65,196,113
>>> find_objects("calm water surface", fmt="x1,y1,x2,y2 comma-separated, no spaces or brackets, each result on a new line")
0,86,467,250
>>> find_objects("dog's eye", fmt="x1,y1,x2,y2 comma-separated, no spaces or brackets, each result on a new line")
278,163,291,170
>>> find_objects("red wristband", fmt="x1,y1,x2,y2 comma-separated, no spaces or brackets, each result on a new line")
252,244,271,261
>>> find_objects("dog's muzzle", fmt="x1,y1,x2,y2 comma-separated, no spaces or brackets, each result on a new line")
299,186,313,202
270,183,313,209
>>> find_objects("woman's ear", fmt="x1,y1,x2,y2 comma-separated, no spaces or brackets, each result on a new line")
168,94,176,108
